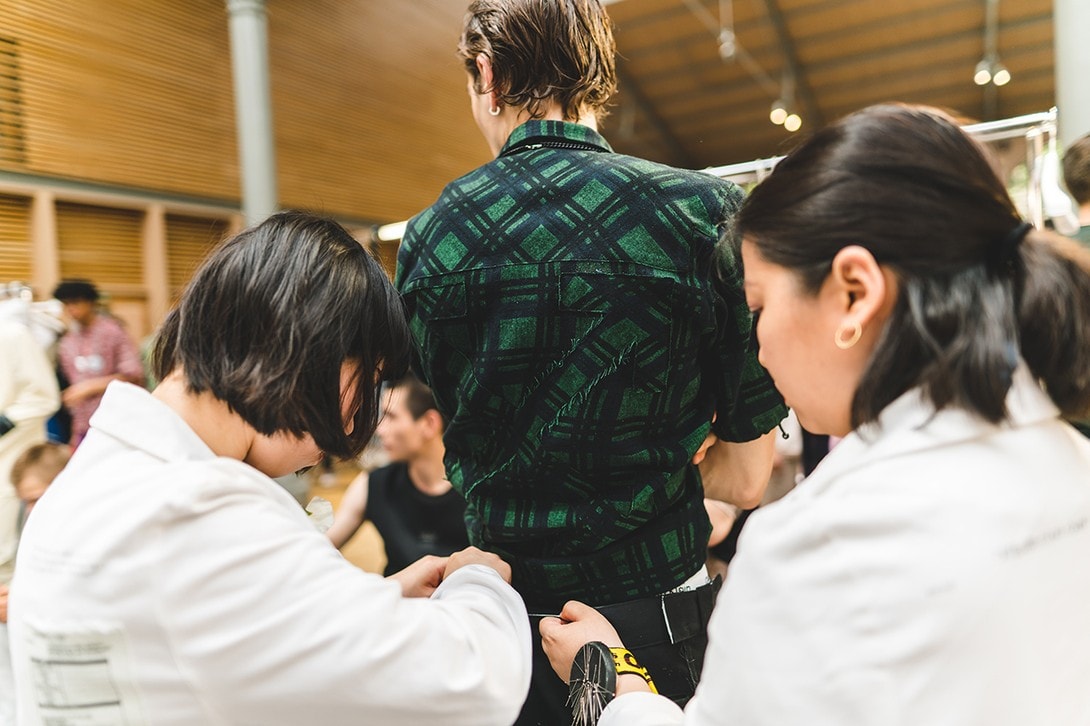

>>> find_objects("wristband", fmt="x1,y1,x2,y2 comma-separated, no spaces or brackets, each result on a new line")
609,647,658,694
0,414,14,438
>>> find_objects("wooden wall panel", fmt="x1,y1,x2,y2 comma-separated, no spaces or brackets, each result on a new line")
267,0,489,222
165,214,228,298
5,0,239,202
0,192,32,284
55,200,148,337
56,201,143,288
0,0,491,224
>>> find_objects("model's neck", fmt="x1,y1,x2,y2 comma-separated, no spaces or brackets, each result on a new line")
489,102,598,157
407,448,450,496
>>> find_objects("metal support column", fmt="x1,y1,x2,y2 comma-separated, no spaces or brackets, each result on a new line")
226,0,277,225
1054,0,1090,146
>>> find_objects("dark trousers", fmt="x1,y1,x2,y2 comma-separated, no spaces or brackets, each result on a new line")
515,578,721,726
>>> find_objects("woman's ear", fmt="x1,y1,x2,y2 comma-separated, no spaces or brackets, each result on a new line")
828,245,896,328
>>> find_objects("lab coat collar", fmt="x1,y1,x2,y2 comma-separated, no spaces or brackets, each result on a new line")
89,381,217,463
804,364,1060,492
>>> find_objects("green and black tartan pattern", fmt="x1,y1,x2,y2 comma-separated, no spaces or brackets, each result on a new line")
397,121,786,607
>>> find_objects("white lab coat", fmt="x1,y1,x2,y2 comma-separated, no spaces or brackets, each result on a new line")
8,383,531,725
601,367,1090,725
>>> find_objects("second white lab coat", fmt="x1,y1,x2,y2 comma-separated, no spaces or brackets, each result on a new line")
602,367,1090,725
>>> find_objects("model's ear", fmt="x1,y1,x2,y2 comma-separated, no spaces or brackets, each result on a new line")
475,53,496,97
827,245,895,332
419,408,444,439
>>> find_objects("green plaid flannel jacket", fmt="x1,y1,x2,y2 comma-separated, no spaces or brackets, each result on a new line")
397,121,785,607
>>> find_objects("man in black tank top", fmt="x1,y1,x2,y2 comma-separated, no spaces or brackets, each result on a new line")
327,376,469,574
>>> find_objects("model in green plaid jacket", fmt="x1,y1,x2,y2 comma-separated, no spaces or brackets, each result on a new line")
398,112,785,609
397,2,786,721
396,0,789,617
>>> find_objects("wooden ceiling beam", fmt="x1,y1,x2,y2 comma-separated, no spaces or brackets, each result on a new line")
614,62,696,168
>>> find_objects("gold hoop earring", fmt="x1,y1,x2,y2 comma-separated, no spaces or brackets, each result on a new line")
834,321,862,350
488,105,501,116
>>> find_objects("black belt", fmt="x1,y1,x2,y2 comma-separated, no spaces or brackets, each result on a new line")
594,576,721,649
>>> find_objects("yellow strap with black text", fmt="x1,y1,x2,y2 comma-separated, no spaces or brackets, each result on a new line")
609,647,658,694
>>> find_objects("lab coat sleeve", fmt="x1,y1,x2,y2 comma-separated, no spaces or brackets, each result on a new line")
155,462,531,726
600,692,685,725
602,491,896,726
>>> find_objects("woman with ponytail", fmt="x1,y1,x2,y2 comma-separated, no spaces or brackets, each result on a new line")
541,104,1090,725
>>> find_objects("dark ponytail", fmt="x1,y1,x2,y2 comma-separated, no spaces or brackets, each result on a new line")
1016,231,1090,419
736,103,1090,427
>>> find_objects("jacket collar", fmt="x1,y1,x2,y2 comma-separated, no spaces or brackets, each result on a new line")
499,120,613,156
803,365,1060,493
88,381,217,463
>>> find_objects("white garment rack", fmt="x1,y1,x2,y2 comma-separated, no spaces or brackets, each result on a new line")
374,109,1062,242
702,108,1062,229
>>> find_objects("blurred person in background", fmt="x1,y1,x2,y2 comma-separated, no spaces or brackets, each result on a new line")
52,280,143,446
0,327,60,726
0,322,58,586
1062,132,1090,245
0,442,70,626
326,375,469,574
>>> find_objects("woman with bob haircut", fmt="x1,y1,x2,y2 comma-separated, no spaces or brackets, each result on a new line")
540,104,1090,725
8,211,531,725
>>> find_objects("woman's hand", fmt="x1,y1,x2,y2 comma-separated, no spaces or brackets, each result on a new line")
444,546,512,583
387,554,448,598
539,600,624,682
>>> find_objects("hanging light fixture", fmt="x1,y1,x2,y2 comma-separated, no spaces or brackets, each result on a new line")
717,0,736,61
769,99,788,125
681,0,805,133
770,68,801,131
973,0,1010,87
973,59,993,86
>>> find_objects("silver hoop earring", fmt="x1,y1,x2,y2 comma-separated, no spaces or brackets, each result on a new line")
488,105,501,116
834,322,862,350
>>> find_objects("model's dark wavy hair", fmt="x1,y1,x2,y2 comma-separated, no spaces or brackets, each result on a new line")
459,0,617,122
736,103,1090,428
153,211,411,458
